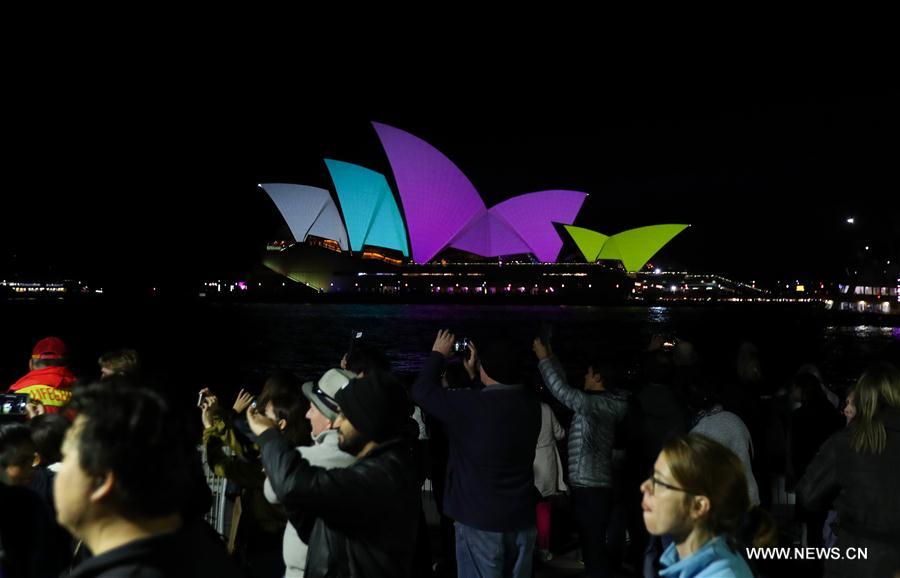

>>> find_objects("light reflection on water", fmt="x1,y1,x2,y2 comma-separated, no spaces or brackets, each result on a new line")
824,325,898,338
648,306,671,324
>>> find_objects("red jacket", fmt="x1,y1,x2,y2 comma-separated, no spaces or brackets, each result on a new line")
8,366,77,412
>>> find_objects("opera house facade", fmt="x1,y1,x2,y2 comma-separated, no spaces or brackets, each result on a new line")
260,122,688,298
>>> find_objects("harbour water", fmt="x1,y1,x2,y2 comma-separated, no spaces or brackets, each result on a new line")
2,301,897,405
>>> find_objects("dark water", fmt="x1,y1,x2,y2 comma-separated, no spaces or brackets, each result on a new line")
2,301,897,406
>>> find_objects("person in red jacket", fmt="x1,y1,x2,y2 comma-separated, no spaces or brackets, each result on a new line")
8,337,77,413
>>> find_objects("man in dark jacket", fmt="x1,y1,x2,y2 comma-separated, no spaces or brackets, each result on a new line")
412,330,541,578
56,384,240,578
249,371,420,578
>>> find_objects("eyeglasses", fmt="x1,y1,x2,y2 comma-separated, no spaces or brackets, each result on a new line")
647,474,690,495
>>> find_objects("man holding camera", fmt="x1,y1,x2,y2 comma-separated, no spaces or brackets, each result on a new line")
412,330,540,578
248,372,420,578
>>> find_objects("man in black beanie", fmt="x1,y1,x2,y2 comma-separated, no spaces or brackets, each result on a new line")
331,371,409,456
412,330,541,578
248,372,420,578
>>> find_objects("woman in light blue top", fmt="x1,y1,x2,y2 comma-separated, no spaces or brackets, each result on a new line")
640,434,776,578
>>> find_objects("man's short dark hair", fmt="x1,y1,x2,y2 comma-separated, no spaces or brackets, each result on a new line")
477,339,521,385
443,362,474,389
345,345,391,376
30,414,70,465
98,348,140,376
0,423,35,468
68,383,195,519
587,357,618,386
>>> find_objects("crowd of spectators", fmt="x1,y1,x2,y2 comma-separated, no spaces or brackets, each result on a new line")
1,331,898,578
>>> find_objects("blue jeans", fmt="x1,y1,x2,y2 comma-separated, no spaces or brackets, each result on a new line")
455,522,537,578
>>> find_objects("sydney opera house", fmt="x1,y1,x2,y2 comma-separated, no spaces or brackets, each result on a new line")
260,122,688,298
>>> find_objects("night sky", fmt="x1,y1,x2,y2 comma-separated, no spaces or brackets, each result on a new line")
2,58,897,289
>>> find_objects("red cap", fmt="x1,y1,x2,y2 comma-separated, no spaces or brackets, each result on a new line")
31,336,68,360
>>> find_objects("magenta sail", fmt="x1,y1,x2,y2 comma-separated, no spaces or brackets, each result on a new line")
490,190,587,262
372,122,587,263
372,122,486,263
448,211,533,257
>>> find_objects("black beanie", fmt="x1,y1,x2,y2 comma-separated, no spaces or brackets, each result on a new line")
335,373,408,443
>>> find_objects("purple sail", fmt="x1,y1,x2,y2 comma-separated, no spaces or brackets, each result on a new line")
490,190,588,262
449,211,533,257
373,122,588,262
372,122,486,263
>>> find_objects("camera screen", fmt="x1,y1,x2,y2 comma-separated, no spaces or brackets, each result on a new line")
1,394,28,415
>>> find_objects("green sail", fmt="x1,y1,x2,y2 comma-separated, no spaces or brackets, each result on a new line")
563,225,609,261
599,224,689,272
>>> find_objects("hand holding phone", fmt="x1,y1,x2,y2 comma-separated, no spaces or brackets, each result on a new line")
197,388,216,409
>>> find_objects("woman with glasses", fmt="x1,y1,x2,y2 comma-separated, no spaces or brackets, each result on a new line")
640,433,776,577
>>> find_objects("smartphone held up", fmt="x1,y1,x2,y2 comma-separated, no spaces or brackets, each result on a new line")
1,393,30,416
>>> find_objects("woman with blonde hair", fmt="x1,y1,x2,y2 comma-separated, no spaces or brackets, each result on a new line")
640,433,776,577
798,362,900,577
